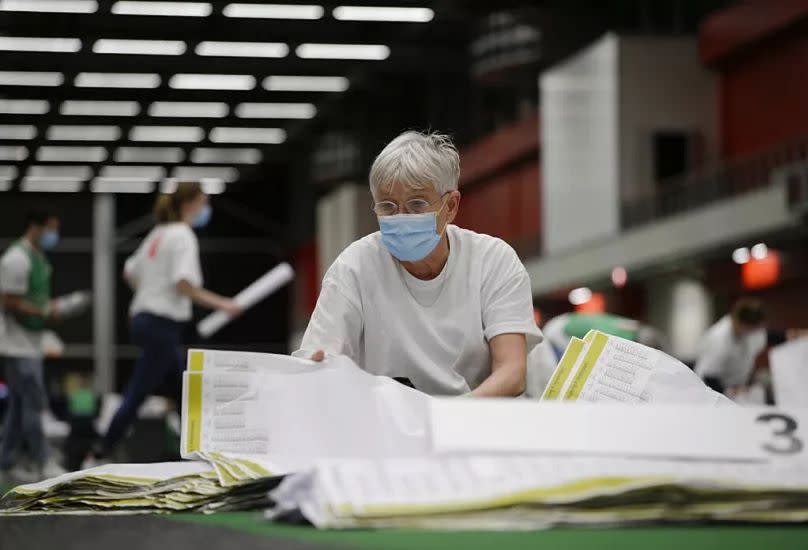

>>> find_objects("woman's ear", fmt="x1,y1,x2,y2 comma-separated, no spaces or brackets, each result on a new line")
446,190,461,224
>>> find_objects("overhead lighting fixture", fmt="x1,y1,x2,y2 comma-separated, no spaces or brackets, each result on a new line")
28,165,92,179
169,74,256,90
148,102,228,118
568,287,592,306
750,243,768,260
114,147,184,163
0,166,18,179
0,146,27,161
111,1,211,17
90,178,155,194
0,0,98,13
0,99,50,115
296,43,390,60
191,148,261,164
93,39,186,56
732,247,750,265
101,165,165,179
196,41,288,58
0,37,82,53
60,100,140,116
37,146,107,162
0,125,37,140
75,72,161,89
263,75,349,92
235,102,316,119
332,6,433,22
223,3,323,19
0,71,63,86
201,179,226,194
161,177,225,194
47,125,121,141
130,126,204,142
209,127,286,144
172,166,238,182
21,179,83,192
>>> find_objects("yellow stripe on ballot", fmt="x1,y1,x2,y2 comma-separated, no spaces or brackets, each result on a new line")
542,338,585,400
564,331,608,400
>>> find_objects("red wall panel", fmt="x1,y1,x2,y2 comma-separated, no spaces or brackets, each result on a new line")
720,19,808,157
454,162,540,244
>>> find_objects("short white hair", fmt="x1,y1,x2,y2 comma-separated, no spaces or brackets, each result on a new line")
369,130,460,198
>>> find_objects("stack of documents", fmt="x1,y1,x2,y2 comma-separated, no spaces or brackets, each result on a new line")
268,455,808,529
0,453,279,514
541,330,729,405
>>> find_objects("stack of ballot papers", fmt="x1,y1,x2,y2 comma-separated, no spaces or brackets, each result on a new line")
0,452,280,514
267,455,808,529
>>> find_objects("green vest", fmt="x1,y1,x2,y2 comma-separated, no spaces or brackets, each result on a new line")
13,239,52,332
563,313,640,342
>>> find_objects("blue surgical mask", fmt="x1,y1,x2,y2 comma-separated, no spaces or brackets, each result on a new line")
39,229,59,250
191,204,212,228
379,211,444,262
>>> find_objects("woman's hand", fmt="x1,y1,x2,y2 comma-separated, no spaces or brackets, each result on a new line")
310,350,326,362
219,298,243,318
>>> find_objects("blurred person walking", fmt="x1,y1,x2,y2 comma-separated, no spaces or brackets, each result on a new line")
694,298,801,396
93,182,240,460
0,209,68,483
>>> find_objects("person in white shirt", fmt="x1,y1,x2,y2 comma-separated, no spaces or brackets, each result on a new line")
694,298,786,395
96,181,240,457
0,209,68,482
296,131,542,397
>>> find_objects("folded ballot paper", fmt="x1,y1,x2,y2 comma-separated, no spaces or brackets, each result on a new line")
180,349,431,472
541,330,730,405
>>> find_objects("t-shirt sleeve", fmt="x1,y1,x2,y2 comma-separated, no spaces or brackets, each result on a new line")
293,260,363,363
480,240,542,351
169,229,203,287
0,249,31,295
123,238,147,281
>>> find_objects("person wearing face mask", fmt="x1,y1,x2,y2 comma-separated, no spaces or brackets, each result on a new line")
295,131,542,397
93,181,240,460
0,209,68,482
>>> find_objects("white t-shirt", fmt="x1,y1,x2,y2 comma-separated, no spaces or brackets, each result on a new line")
125,223,202,322
295,225,542,396
0,242,42,358
694,315,767,389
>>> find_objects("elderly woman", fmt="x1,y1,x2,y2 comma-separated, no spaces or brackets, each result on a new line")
295,131,542,396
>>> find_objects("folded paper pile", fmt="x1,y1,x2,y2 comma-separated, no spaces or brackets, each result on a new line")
0,452,279,514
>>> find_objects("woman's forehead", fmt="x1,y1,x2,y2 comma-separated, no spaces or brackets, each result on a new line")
377,181,437,200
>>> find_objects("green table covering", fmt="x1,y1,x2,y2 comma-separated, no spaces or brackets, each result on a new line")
172,512,808,550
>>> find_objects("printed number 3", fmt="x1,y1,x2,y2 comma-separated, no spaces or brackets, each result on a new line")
756,413,804,455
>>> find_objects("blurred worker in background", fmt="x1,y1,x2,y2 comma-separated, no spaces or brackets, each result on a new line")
694,298,795,396
542,312,665,359
93,181,240,460
0,209,67,483
296,131,542,397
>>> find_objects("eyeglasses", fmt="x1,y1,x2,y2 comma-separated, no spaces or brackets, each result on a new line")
372,194,447,216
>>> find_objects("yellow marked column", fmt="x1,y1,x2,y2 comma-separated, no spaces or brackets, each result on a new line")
542,338,586,400
564,332,608,400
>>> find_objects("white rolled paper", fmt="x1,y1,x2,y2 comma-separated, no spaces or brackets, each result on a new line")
196,262,295,338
